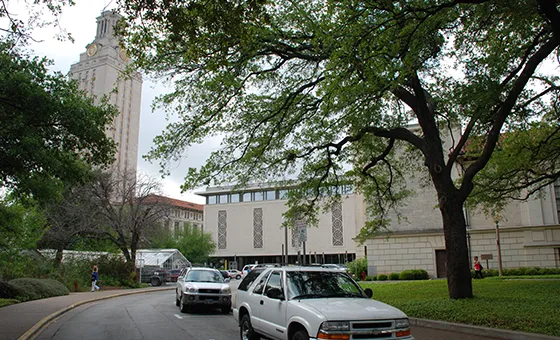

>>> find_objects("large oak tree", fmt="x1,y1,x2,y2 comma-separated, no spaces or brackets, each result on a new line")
117,0,560,298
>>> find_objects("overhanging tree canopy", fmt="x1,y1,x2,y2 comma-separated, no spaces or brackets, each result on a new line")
0,44,117,202
117,0,560,298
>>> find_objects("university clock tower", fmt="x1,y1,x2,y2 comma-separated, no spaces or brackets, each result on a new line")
69,10,142,178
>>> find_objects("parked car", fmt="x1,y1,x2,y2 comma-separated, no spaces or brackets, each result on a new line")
233,266,413,340
150,269,169,286
321,263,349,272
219,270,230,279
227,269,242,279
241,264,257,277
167,269,182,282
175,267,232,314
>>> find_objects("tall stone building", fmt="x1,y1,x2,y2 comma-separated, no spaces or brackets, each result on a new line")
69,10,142,176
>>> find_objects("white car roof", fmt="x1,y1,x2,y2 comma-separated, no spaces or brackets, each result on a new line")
262,266,344,273
188,267,219,272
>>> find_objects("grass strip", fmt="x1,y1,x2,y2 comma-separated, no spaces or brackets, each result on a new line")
362,279,560,336
0,298,20,308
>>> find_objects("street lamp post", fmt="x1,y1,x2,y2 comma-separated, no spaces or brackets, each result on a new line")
495,219,503,277
284,220,289,265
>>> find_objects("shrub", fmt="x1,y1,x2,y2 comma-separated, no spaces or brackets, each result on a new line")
366,276,375,281
525,267,539,276
399,270,414,280
377,274,388,281
389,273,399,280
504,268,521,276
9,278,69,302
538,268,552,275
412,269,429,280
399,269,429,280
346,258,368,277
484,269,498,277
0,280,22,299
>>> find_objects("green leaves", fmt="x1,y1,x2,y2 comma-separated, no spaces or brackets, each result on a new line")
118,0,559,235
0,43,117,203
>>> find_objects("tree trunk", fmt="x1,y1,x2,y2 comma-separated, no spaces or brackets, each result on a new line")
54,245,64,268
439,194,473,299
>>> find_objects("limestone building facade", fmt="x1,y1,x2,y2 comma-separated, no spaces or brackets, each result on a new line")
197,184,363,269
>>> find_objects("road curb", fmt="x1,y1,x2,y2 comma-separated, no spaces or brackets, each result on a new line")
410,317,560,340
18,287,175,340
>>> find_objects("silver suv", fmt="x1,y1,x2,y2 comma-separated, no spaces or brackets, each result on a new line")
175,267,232,314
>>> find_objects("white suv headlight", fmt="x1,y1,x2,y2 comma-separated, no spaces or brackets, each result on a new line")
395,318,409,329
221,287,231,294
319,321,350,332
186,286,197,293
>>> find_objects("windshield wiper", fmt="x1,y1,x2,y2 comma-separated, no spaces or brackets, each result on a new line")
292,294,326,299
330,292,364,298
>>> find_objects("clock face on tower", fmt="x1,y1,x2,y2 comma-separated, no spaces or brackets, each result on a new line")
87,43,98,57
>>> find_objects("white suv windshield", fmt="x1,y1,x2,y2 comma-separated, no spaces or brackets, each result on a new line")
186,270,224,283
286,271,364,299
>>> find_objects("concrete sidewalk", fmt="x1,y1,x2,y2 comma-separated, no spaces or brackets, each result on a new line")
0,286,174,340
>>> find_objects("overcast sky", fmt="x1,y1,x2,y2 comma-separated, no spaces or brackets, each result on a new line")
20,0,214,204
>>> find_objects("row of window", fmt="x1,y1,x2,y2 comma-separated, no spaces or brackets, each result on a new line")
207,185,354,205
169,220,203,235
172,209,203,220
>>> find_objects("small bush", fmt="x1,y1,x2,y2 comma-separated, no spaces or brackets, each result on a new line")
346,258,368,277
399,269,429,280
9,278,69,302
0,280,22,299
377,274,388,281
372,276,377,281
538,268,551,275
525,267,539,276
413,269,429,280
366,276,375,281
389,273,399,280
504,268,521,276
399,270,414,280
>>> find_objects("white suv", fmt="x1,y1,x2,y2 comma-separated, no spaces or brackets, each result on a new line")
233,266,413,340
175,267,232,314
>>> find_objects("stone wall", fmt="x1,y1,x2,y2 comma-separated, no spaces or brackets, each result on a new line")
364,225,560,277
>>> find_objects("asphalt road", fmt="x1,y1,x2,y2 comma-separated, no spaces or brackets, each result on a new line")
36,290,239,340
35,281,502,340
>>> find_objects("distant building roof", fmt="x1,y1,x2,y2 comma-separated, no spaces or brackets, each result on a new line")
38,249,123,262
145,194,204,211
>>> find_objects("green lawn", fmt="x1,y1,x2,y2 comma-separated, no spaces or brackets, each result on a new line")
362,279,560,336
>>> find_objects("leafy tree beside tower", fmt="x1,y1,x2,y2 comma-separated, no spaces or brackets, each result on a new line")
115,0,560,299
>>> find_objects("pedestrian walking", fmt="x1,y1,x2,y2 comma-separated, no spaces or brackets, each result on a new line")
473,256,484,279
91,265,100,291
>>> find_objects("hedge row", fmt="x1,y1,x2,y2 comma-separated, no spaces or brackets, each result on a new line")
0,278,69,302
363,267,560,281
474,267,560,277
366,269,430,281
